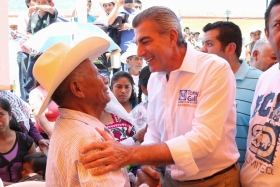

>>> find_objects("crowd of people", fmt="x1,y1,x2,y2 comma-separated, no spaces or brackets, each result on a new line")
2,0,280,186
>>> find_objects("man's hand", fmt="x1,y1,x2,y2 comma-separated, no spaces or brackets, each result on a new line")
80,128,132,175
136,165,161,187
134,125,147,143
38,139,50,155
119,23,132,31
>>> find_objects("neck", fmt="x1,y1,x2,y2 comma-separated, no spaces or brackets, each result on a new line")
63,101,106,120
128,68,139,76
166,46,187,77
227,57,241,74
122,101,131,113
0,129,14,140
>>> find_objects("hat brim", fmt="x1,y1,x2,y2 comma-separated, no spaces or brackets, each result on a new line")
120,50,137,64
35,37,109,117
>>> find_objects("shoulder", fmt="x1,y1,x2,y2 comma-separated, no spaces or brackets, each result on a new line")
259,63,279,81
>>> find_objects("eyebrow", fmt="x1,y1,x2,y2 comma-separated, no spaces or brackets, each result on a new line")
202,39,213,44
136,36,151,45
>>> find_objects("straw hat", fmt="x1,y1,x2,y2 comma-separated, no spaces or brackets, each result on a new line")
33,37,109,116
99,0,117,8
120,44,138,64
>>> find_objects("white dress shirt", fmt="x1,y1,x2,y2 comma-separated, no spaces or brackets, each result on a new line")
143,46,239,180
46,108,129,187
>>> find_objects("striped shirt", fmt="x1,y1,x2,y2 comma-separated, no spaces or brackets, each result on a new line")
235,60,262,166
46,108,128,187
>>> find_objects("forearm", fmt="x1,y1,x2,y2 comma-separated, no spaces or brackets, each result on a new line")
38,115,53,136
36,5,55,14
28,119,43,143
107,4,121,25
129,143,174,166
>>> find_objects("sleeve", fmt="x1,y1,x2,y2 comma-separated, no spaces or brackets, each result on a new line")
50,8,58,22
28,119,43,143
26,16,32,33
165,62,236,174
142,74,162,145
120,137,135,146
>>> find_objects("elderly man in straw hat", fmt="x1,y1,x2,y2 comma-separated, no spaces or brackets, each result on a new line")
32,37,129,186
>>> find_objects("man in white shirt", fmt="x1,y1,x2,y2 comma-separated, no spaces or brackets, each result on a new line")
240,1,280,186
80,6,240,187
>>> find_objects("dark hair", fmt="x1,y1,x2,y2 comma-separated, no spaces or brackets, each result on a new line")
265,0,280,32
184,27,189,32
203,21,242,58
134,0,142,4
0,98,24,132
25,0,30,8
111,71,137,104
132,6,186,47
138,66,151,103
23,152,47,179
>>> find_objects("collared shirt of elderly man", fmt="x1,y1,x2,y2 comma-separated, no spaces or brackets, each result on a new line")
32,37,129,187
80,6,240,187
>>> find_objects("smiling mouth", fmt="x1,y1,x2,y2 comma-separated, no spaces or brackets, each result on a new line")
145,57,154,62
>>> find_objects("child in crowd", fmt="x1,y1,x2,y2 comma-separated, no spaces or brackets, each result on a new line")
20,152,47,182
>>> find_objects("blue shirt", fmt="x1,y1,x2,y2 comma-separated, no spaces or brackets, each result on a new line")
118,7,138,52
74,14,96,23
235,60,262,167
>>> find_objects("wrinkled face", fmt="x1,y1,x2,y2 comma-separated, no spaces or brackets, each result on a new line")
134,3,142,10
78,60,110,105
0,106,11,134
111,77,132,105
21,162,34,178
135,20,173,73
36,0,51,6
126,55,143,72
265,4,280,61
253,43,278,71
201,29,227,60
103,2,114,14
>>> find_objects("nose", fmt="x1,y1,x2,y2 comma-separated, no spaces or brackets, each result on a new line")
200,44,207,53
101,75,109,85
137,45,145,59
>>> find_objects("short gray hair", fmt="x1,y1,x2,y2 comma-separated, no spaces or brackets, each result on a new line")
132,6,186,47
250,38,270,61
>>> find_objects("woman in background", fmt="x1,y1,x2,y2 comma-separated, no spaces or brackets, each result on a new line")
0,98,36,184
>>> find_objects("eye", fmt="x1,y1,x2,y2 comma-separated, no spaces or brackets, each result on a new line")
274,22,280,27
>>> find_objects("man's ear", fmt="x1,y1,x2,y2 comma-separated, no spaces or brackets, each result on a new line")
169,28,178,47
126,59,130,65
265,28,269,39
252,50,259,61
226,42,236,55
69,81,85,98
